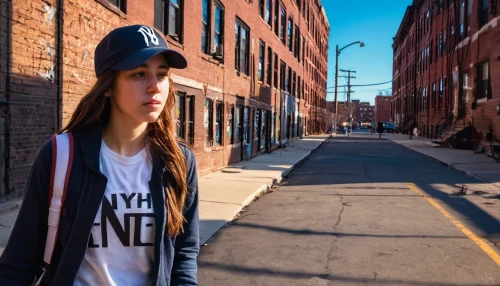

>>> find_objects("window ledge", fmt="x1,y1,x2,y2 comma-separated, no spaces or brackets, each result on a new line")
166,35,184,49
477,98,488,104
95,0,127,18
201,54,224,66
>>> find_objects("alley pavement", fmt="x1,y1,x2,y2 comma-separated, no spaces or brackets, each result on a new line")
1,131,500,256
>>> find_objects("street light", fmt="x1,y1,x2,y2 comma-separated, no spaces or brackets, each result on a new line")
333,41,364,134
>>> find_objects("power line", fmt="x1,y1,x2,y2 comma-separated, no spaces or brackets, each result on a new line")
327,79,393,89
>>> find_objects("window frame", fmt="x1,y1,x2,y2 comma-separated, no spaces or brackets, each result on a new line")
201,0,210,54
477,60,490,101
267,47,273,86
235,18,250,75
280,4,286,45
215,101,224,145
186,96,195,145
205,98,214,146
154,0,184,43
258,40,265,82
479,0,489,27
175,92,186,139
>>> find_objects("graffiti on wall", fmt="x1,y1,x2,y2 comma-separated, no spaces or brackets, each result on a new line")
35,3,57,82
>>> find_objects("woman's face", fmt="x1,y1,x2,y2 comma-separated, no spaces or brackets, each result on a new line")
109,54,170,125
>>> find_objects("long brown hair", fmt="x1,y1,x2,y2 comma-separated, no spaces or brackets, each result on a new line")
60,69,188,237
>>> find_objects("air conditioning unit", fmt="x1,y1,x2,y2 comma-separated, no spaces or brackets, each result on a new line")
213,44,223,60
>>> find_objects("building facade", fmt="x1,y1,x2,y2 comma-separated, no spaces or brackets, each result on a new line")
375,95,391,123
351,100,374,127
0,0,329,199
392,0,500,145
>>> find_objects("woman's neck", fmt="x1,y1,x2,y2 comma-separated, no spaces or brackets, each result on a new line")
102,117,149,157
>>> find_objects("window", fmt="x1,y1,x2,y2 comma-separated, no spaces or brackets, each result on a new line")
432,82,436,108
215,101,223,145
154,0,183,42
175,92,185,139
459,0,466,37
274,0,279,36
235,106,243,144
201,0,210,53
228,106,234,144
258,40,265,81
480,0,489,27
106,0,125,11
292,71,296,96
186,96,195,144
205,98,214,145
273,53,278,89
214,2,224,58
267,47,272,85
287,17,293,52
439,31,444,56
287,66,292,93
439,78,443,106
477,61,490,100
280,4,286,44
280,60,286,91
259,0,265,19
235,18,250,75
266,0,272,25
297,76,301,99
294,26,300,59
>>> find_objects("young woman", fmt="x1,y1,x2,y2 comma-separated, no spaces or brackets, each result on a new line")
0,25,199,285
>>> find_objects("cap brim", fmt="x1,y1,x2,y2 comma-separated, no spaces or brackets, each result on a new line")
111,47,188,71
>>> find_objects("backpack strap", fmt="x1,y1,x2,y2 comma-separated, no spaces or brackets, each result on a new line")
34,133,74,285
44,133,74,263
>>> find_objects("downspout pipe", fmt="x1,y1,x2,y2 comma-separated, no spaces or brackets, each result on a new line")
2,0,12,196
56,0,64,131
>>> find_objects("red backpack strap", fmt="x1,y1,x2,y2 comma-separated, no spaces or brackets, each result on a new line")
36,133,74,284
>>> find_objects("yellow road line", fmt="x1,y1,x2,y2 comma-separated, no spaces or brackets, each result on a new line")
408,183,500,267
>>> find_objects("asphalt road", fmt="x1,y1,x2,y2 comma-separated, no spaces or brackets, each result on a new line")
198,133,500,285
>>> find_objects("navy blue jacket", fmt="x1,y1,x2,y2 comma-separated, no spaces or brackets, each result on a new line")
0,124,199,285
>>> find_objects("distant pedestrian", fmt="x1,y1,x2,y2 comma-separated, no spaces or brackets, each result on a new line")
377,122,383,138
409,124,415,140
0,25,199,285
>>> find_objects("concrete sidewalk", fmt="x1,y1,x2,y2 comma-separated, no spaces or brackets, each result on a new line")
0,135,328,254
198,135,327,244
387,134,500,188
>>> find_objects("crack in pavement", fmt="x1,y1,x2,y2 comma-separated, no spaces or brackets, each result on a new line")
325,191,346,278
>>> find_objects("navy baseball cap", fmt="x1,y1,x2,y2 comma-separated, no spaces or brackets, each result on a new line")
94,25,187,77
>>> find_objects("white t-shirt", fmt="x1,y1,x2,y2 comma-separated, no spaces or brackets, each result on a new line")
74,141,156,286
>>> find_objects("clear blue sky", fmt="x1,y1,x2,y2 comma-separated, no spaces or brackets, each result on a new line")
323,0,413,105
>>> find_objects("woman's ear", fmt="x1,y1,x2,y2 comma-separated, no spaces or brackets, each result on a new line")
105,90,111,97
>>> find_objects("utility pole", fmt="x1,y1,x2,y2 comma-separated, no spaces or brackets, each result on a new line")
340,69,356,135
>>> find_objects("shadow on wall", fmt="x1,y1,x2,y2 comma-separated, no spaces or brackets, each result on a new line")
1,0,59,200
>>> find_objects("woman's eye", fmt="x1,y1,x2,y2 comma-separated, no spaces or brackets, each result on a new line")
133,72,145,78
157,73,168,80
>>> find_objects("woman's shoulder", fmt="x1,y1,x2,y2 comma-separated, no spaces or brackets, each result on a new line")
176,141,195,165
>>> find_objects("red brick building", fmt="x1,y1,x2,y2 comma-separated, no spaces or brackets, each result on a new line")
392,0,500,146
375,95,391,123
0,0,329,199
352,100,374,126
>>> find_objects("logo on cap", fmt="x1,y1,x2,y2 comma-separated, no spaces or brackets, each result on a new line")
137,26,159,47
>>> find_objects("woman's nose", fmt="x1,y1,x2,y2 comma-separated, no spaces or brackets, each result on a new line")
147,75,161,94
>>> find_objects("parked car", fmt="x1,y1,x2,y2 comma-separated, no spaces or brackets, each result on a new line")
380,121,396,133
